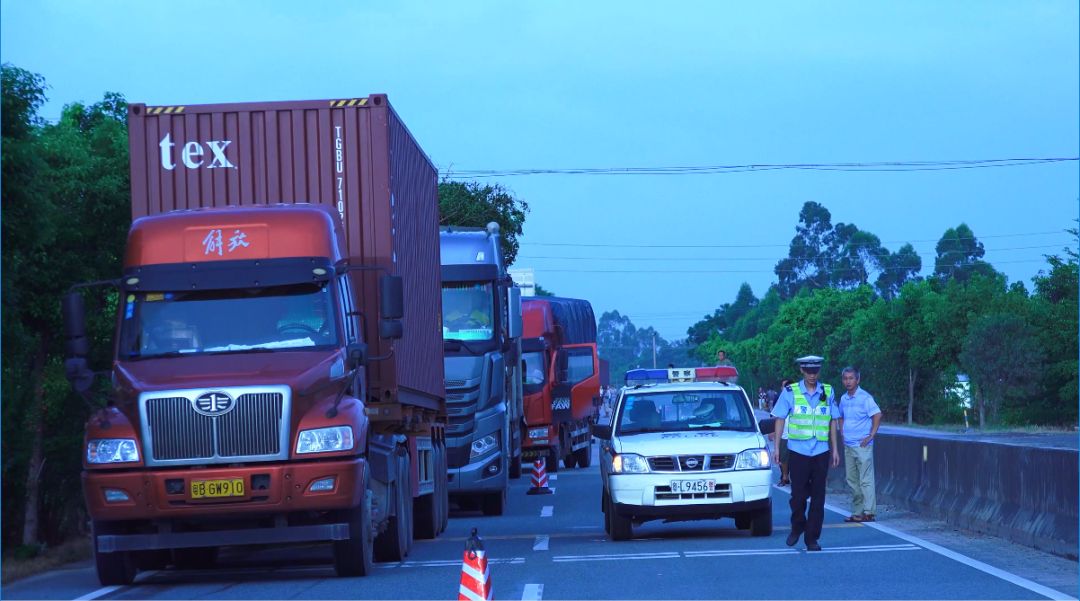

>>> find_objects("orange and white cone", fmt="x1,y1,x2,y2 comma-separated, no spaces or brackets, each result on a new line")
526,457,552,495
458,528,492,601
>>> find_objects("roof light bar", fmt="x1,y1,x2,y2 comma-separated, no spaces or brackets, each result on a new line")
624,366,739,385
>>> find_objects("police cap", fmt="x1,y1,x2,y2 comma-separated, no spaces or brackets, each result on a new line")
795,355,825,373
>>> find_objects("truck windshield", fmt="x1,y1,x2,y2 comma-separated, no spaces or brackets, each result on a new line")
442,282,494,341
616,390,755,434
523,351,546,390
119,282,339,359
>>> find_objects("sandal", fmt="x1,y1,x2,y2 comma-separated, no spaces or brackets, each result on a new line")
861,514,875,522
778,479,790,486
844,514,864,523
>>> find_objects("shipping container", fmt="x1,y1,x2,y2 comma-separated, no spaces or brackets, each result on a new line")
127,95,444,412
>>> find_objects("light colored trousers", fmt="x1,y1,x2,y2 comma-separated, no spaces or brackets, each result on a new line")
844,445,876,515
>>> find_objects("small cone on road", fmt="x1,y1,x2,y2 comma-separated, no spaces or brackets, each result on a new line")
458,528,492,601
526,457,553,495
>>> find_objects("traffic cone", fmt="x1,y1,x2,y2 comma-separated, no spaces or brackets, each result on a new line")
526,457,553,495
458,528,492,601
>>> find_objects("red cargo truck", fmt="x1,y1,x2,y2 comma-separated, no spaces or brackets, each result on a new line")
520,297,600,471
62,95,448,585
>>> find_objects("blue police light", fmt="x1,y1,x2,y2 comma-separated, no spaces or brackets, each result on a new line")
625,369,670,385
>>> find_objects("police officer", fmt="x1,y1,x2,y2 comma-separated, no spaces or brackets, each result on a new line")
770,355,840,551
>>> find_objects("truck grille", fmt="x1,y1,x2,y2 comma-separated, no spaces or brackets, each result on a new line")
647,454,736,472
445,384,480,438
142,388,289,465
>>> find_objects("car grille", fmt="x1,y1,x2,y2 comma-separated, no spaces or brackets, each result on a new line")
655,483,732,501
145,392,285,463
647,454,736,472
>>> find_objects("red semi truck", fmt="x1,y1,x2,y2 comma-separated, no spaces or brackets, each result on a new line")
520,297,601,471
62,95,448,585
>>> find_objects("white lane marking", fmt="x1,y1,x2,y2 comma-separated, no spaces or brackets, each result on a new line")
533,535,550,551
816,546,922,554
685,549,796,557
522,583,544,600
548,474,557,481
74,585,123,601
822,501,1076,601
553,552,679,563
540,505,553,518
381,557,525,568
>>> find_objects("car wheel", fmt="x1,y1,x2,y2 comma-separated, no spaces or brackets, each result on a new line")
607,495,632,541
734,514,752,530
750,507,773,537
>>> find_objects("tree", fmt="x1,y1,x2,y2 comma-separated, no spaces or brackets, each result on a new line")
534,284,555,297
960,313,1045,428
933,224,998,283
686,282,758,346
775,201,836,298
438,180,529,266
875,243,922,300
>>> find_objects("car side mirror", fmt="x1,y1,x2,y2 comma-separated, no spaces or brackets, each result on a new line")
507,287,523,339
65,357,95,395
62,291,89,358
346,342,368,370
592,424,612,440
379,275,403,320
758,418,776,435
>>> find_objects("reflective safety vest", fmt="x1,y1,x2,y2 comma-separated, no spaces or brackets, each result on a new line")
788,383,832,442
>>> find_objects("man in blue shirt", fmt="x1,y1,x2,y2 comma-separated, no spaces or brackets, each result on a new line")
838,366,882,522
771,355,840,551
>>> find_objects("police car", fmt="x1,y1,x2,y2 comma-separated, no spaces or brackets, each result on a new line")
592,367,774,541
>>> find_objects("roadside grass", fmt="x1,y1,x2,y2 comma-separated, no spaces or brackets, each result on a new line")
2,537,92,584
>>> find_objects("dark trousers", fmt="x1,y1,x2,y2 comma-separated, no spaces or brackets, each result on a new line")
788,450,830,543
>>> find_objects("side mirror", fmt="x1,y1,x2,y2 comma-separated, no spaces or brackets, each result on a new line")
65,357,95,395
507,287,523,339
379,319,403,340
379,275,404,320
62,291,89,358
592,424,612,440
758,418,776,435
346,342,368,370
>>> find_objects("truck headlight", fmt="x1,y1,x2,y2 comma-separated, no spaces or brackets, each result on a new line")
528,427,549,440
735,448,771,470
612,453,649,474
470,434,499,459
87,439,140,464
296,426,354,454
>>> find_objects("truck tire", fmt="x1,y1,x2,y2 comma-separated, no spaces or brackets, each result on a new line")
374,452,412,562
750,507,773,537
134,549,170,571
414,440,441,540
481,488,506,516
573,439,593,468
333,488,374,577
92,521,136,586
509,454,522,479
172,547,218,570
563,452,578,469
438,439,449,534
606,496,632,541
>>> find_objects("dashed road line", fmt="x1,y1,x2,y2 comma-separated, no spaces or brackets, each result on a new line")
522,583,544,600
381,557,526,569
533,535,550,551
74,585,124,601
553,552,680,563
540,505,554,518
548,474,558,481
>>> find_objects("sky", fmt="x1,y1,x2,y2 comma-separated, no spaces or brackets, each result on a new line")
3,1,1077,339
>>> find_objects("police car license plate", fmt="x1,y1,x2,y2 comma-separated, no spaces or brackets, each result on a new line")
191,478,245,499
670,479,715,494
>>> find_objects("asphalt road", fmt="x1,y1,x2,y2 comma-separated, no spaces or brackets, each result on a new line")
4,447,1076,601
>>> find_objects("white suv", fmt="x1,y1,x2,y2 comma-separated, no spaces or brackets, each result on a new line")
593,368,773,541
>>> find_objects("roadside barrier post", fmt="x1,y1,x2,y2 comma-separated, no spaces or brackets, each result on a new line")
458,528,492,601
526,457,553,495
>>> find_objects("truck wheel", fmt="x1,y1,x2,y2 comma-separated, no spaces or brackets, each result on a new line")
481,488,506,516
750,507,773,537
563,452,578,469
333,490,374,577
547,447,560,473
374,452,412,562
438,439,449,534
607,496,632,541
92,521,136,586
414,490,439,539
509,454,522,479
573,439,593,468
134,549,170,571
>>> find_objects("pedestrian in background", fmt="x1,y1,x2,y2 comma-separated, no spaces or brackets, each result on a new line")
757,387,767,410
838,366,882,523
715,349,734,367
776,379,792,486
766,386,779,411
771,355,840,551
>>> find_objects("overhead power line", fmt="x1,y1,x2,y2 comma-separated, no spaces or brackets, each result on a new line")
444,157,1078,178
530,257,1054,275
521,230,1071,249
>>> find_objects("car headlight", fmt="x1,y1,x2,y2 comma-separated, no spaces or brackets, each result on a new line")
87,439,140,464
470,434,499,458
296,426,354,454
528,427,549,440
735,448,771,470
612,453,650,474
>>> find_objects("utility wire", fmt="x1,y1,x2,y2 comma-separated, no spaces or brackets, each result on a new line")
529,257,1053,274
443,157,1078,178
521,230,1072,249
517,243,1073,262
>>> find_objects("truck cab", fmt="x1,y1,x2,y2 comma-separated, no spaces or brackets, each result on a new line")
440,224,524,515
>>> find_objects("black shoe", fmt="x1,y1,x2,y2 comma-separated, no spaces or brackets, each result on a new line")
785,531,801,547
805,541,822,551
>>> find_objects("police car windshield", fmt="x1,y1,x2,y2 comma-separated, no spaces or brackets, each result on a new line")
616,389,755,434
442,282,494,342
119,282,339,359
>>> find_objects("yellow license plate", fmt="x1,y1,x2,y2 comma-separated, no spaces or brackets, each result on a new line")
191,478,245,499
